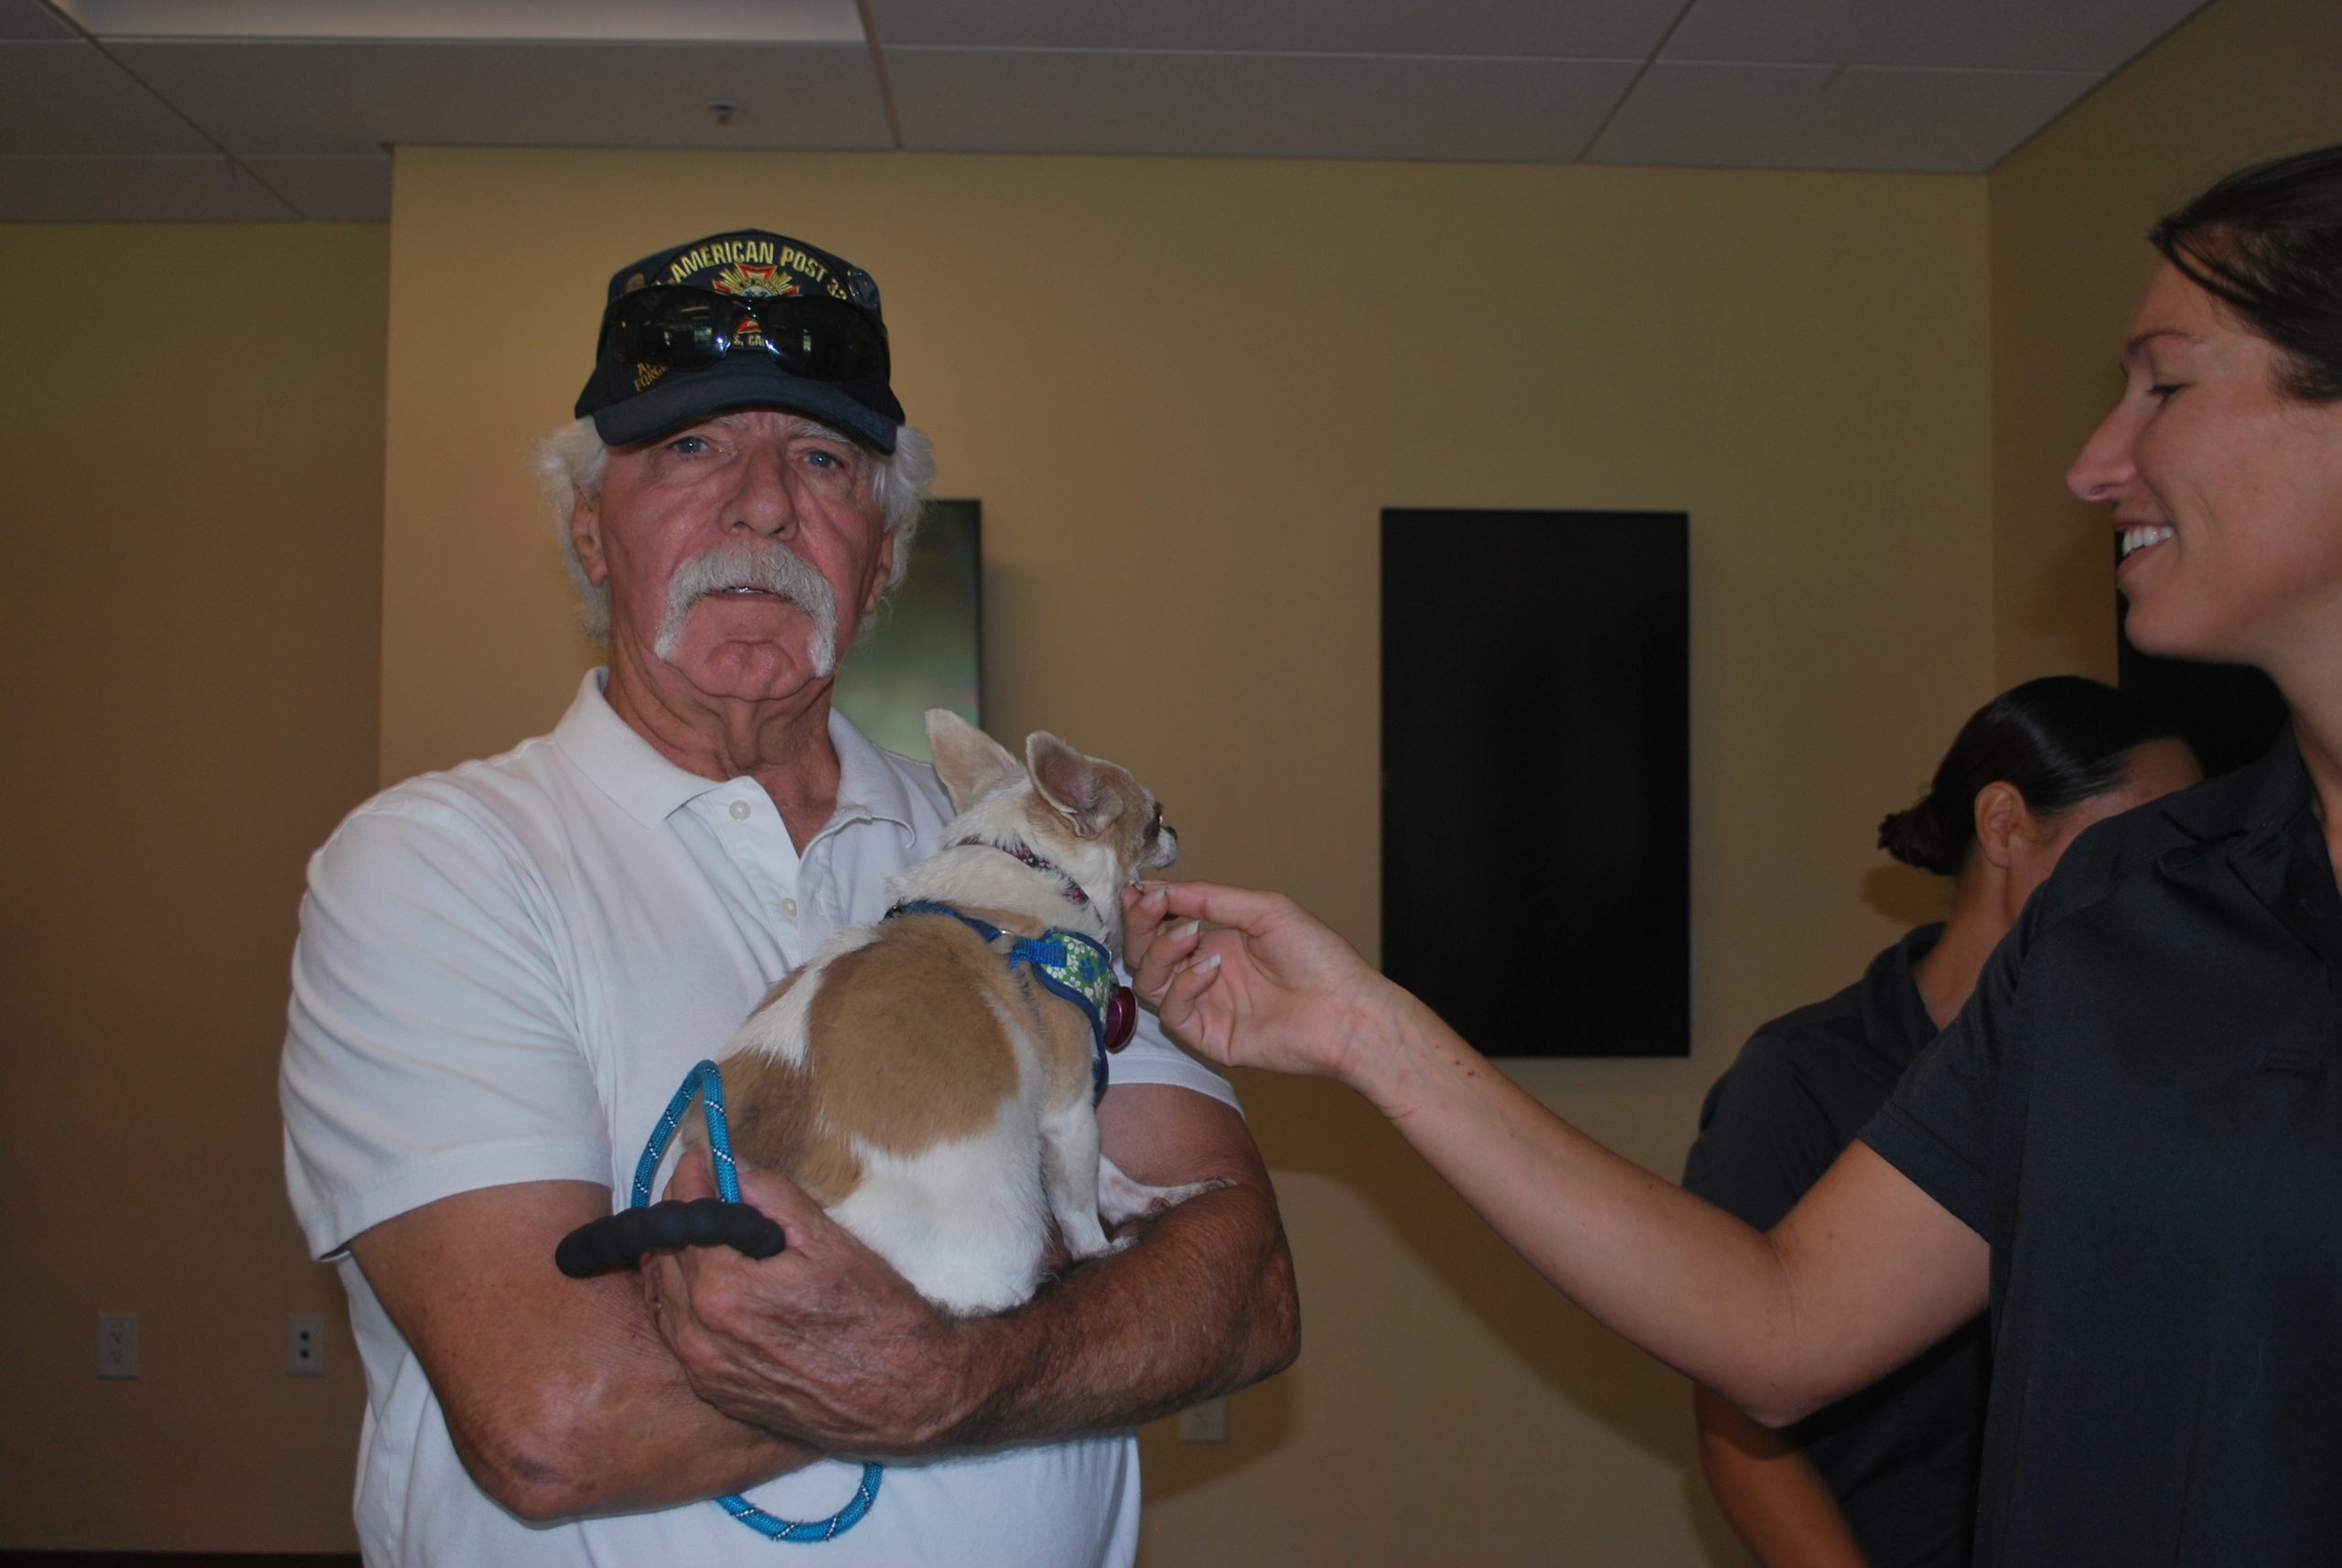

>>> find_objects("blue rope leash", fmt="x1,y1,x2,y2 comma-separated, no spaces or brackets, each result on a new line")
637,1059,883,1543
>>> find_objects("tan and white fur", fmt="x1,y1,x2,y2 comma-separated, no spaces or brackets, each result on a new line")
688,709,1211,1315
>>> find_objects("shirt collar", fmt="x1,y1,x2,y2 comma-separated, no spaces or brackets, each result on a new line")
554,670,730,826
1860,921,1945,1068
822,703,921,848
2151,724,2342,962
553,668,920,844
2156,723,2309,844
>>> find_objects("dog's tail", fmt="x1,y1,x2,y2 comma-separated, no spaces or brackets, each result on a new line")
553,1197,786,1278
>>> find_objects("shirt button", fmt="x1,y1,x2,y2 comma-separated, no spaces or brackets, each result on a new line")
729,800,751,821
779,897,799,919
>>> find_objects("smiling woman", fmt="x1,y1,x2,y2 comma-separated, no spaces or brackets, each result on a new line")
1119,140,2342,1568
2070,263,2342,671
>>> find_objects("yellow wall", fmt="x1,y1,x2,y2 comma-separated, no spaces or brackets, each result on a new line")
1989,0,2342,686
19,0,2340,1550
382,147,1994,1566
0,223,386,1550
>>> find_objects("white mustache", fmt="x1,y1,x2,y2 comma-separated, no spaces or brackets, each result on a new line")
654,542,842,676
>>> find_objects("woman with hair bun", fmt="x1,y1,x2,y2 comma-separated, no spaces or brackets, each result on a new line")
1124,141,2342,1563
1683,677,2197,1568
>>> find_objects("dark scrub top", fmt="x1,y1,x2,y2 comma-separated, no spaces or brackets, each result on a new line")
1685,926,1987,1568
1863,731,2342,1566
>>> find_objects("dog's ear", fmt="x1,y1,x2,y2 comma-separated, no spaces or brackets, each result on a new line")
1027,732,1112,838
928,710,1022,814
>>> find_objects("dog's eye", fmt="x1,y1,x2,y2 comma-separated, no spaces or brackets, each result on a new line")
1144,804,1163,841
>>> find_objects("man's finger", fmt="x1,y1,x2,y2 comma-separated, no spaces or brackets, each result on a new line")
666,1148,717,1202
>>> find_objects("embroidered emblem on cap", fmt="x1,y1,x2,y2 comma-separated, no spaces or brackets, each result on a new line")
714,263,797,299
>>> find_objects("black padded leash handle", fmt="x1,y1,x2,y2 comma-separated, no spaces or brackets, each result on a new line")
554,1197,787,1279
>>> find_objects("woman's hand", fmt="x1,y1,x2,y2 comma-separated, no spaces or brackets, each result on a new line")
1122,881,1399,1085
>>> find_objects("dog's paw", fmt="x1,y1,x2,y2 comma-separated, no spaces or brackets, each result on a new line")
1097,1168,1230,1227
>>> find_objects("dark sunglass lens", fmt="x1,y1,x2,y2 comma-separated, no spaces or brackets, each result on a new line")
753,298,887,381
607,286,887,381
608,287,730,367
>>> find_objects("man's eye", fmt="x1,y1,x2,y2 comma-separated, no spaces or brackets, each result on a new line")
667,434,709,455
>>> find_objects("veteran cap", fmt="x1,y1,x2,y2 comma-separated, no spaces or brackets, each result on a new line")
575,229,904,452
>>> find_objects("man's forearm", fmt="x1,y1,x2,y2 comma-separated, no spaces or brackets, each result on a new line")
939,1174,1298,1447
349,1182,821,1524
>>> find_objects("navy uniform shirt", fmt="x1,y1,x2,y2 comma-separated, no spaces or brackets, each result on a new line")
1686,925,1987,1568
1863,730,2342,1566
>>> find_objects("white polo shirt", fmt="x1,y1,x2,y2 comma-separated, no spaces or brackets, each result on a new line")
282,670,1233,1568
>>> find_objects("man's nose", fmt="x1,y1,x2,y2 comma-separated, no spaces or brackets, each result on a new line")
726,444,796,537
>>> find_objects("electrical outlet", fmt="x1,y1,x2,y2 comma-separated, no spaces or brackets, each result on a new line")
98,1312,138,1379
288,1313,327,1377
1177,1395,1228,1443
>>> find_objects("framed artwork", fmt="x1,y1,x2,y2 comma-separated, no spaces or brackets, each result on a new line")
834,499,983,761
1381,508,1691,1058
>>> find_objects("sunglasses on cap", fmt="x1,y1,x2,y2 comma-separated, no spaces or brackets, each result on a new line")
599,284,890,383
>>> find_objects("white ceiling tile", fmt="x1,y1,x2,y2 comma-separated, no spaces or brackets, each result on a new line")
60,0,862,44
1590,60,2099,173
1,38,217,152
1663,0,2214,73
238,152,389,220
870,0,1676,56
2,0,76,38
106,39,894,155
888,48,1639,161
0,152,297,218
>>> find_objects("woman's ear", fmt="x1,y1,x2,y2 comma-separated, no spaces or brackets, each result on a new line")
1971,781,2031,871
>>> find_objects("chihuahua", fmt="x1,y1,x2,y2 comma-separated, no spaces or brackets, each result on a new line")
670,708,1213,1314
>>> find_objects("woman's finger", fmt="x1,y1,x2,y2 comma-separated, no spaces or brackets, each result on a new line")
1131,918,1203,1003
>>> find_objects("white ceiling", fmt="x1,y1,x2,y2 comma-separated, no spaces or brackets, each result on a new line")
1,0,2214,222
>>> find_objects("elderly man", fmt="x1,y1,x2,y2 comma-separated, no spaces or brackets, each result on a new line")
281,229,1298,1566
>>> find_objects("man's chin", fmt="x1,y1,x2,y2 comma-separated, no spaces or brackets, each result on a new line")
654,632,841,695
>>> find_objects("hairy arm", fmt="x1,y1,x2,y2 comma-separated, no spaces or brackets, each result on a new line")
348,1180,815,1521
1693,1385,1875,1568
641,1085,1297,1452
1125,882,1984,1423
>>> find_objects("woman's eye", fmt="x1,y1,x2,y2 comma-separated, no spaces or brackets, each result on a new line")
2148,382,2185,401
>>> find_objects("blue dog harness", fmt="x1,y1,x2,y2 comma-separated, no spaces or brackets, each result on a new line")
884,899,1128,1104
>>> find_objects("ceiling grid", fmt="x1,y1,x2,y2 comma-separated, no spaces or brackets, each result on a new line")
0,0,2213,221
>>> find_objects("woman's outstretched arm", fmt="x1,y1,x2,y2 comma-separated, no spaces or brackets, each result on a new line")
1123,882,1985,1425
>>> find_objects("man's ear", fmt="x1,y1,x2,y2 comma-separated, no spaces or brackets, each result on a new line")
570,493,609,586
859,530,897,621
928,710,1021,814
1971,781,2030,871
1028,733,1110,837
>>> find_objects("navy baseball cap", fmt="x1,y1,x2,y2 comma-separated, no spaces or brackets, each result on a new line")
575,229,905,452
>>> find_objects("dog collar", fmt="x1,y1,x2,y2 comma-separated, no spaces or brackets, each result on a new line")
886,900,1133,1103
955,837,1093,907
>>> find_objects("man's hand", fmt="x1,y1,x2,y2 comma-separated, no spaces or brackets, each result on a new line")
1122,880,1399,1085
641,1151,974,1455
643,1086,1298,1459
